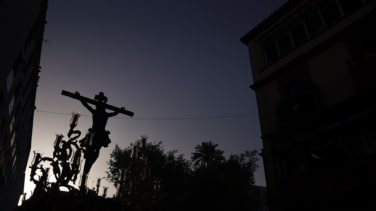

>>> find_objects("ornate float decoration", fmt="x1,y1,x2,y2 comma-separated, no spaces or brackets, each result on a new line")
29,91,134,194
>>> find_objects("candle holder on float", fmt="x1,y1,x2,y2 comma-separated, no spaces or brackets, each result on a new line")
29,112,84,194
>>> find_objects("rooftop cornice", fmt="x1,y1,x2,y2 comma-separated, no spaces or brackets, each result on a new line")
240,0,304,45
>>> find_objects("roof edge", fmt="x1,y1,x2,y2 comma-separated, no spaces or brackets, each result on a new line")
240,0,300,45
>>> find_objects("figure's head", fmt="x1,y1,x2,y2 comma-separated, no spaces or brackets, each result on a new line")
95,92,108,103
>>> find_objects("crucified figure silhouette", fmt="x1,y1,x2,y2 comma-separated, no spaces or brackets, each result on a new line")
61,90,134,190
80,92,121,148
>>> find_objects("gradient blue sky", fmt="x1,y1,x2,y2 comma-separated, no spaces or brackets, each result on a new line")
25,0,286,197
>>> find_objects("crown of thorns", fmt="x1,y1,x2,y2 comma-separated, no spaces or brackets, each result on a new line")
95,92,108,103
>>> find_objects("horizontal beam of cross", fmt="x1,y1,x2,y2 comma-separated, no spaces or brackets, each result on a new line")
61,90,134,117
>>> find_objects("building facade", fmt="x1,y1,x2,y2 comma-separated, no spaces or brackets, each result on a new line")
241,0,376,210
0,0,48,210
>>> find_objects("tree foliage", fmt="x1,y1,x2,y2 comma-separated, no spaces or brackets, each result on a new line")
188,143,259,210
107,139,260,211
191,141,225,169
106,144,131,187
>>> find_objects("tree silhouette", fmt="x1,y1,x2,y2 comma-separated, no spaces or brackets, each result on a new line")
107,137,192,210
228,149,259,184
107,139,261,211
158,150,191,210
106,144,132,188
191,141,225,169
107,137,164,210
189,144,259,211
221,150,259,210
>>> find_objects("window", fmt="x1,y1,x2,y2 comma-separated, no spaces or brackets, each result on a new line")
12,155,17,168
321,2,343,26
8,95,15,115
6,69,14,93
305,11,325,36
291,23,308,47
360,34,376,61
338,0,363,15
265,41,279,64
278,69,320,113
11,145,16,160
10,131,16,148
360,131,376,157
284,78,309,102
9,116,15,134
277,33,293,56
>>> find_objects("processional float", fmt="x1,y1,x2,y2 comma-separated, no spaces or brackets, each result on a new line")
29,90,134,194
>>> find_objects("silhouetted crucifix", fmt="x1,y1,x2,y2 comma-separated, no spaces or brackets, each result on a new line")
61,90,134,190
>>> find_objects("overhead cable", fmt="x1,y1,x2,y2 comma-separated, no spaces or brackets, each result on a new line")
35,109,257,121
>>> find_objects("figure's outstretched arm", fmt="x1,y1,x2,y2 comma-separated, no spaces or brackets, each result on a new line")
107,107,124,117
81,100,94,113
76,92,94,113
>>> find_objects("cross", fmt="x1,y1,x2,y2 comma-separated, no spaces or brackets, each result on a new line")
61,90,134,117
61,90,134,190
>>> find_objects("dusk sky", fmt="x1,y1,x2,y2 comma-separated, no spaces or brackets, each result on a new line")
24,0,286,197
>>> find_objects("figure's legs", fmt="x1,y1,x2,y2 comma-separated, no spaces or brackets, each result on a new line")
80,147,100,190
